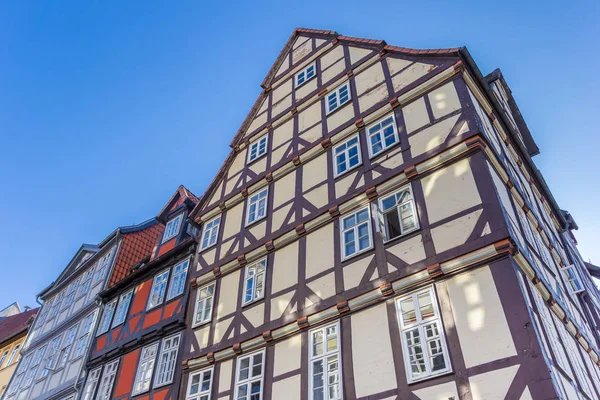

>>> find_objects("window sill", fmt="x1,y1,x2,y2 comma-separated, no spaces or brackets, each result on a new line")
326,100,351,117
341,245,374,263
368,140,401,161
333,161,363,180
198,243,217,254
241,297,265,309
247,151,267,166
382,228,421,246
407,369,453,385
153,380,174,390
192,319,212,330
245,215,266,229
295,74,316,89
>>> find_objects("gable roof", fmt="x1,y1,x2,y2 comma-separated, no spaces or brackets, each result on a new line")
0,308,39,347
156,185,200,223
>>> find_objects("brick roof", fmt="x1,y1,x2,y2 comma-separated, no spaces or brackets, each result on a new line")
108,222,165,287
0,308,39,346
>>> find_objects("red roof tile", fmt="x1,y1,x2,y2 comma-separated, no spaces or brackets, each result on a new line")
108,223,165,287
0,308,39,345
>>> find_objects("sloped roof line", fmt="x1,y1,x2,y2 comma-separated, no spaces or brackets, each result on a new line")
156,185,200,223
0,308,39,346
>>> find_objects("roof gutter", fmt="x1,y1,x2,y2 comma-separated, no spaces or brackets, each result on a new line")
458,47,567,231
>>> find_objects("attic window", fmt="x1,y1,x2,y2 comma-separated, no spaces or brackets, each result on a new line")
248,134,268,163
162,214,183,243
562,265,584,294
326,82,351,114
295,63,316,87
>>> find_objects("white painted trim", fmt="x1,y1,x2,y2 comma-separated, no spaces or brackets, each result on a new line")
186,367,214,400
234,349,265,400
340,206,374,261
245,187,269,227
325,82,352,115
332,134,362,178
366,112,400,159
192,282,216,328
308,321,343,400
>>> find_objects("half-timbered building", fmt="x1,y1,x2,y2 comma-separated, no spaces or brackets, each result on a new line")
179,28,600,400
82,186,199,400
2,220,163,400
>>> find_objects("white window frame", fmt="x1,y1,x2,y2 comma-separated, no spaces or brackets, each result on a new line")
333,135,362,177
0,350,8,368
47,292,63,321
7,354,30,395
96,299,117,336
200,216,221,251
376,185,419,242
245,188,268,227
366,113,399,158
247,134,269,163
162,214,184,243
395,286,451,383
309,322,343,400
6,344,20,366
340,207,373,260
186,367,214,400
73,311,96,359
41,335,62,376
23,345,46,386
132,342,159,396
295,62,316,88
242,259,267,306
147,269,170,310
193,282,216,327
81,367,102,400
96,359,120,400
154,333,181,388
167,258,190,301
326,82,351,114
78,269,93,298
111,290,133,328
562,265,584,294
56,324,78,369
93,249,114,285
234,349,265,400
61,280,78,310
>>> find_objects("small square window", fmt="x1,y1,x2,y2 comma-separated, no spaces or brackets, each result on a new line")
186,367,213,400
245,188,268,226
296,63,316,87
200,215,221,250
243,259,266,306
333,135,362,177
340,207,373,260
367,114,399,158
375,185,419,241
326,82,351,114
248,134,268,163
162,214,184,243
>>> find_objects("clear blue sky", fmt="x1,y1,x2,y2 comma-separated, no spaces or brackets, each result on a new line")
1,0,598,309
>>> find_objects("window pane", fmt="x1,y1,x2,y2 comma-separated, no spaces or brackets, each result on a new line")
400,298,416,326
313,330,323,356
418,292,434,320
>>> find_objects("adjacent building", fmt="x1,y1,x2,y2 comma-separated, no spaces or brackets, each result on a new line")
179,28,600,400
2,220,163,400
0,306,38,397
82,186,199,400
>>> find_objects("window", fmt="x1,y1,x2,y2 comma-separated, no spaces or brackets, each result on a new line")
341,207,373,259
296,63,316,87
0,350,8,368
78,269,93,298
154,333,181,387
163,214,184,243
193,283,215,326
57,324,78,369
187,368,213,400
200,216,221,250
7,354,30,395
81,367,101,400
48,292,63,320
309,322,342,400
245,188,268,226
6,344,20,365
562,265,584,294
111,291,133,328
167,259,190,301
35,300,52,328
367,114,399,157
396,287,451,382
132,342,159,395
41,335,62,376
96,359,119,400
235,350,264,400
248,134,268,163
243,259,266,305
62,280,78,310
333,135,361,177
326,82,350,114
23,345,46,386
73,311,96,358
147,270,170,310
97,299,117,336
94,250,114,284
376,185,418,241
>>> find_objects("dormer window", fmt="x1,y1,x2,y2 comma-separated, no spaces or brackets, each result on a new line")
296,63,316,87
162,214,183,243
247,134,268,163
